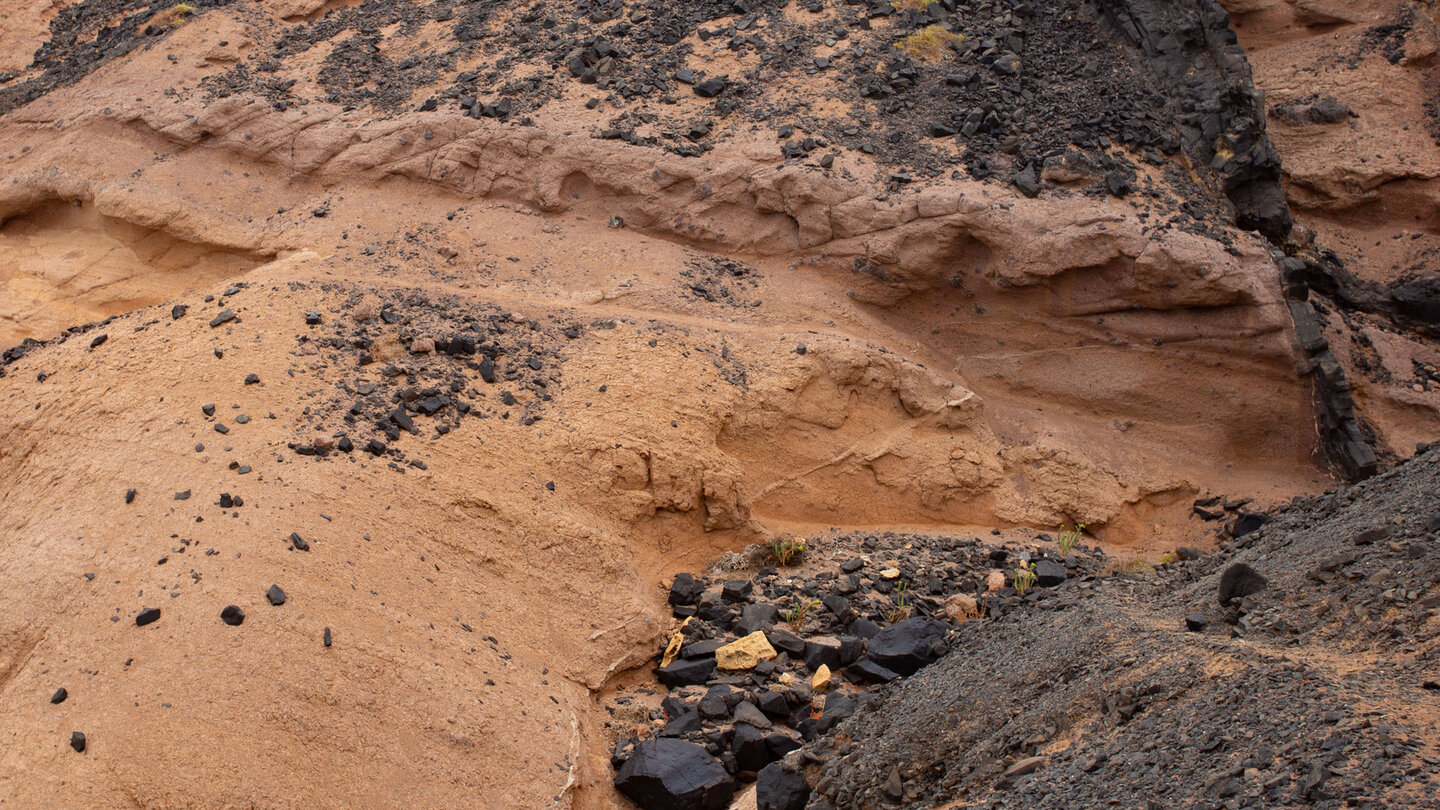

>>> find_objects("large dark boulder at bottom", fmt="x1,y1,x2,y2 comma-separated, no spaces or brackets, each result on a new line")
615,739,736,810
757,762,810,810
866,617,949,675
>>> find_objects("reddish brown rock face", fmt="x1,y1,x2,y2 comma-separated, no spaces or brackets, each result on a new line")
0,0,1430,807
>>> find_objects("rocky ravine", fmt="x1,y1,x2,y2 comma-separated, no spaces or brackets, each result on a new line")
0,0,1434,808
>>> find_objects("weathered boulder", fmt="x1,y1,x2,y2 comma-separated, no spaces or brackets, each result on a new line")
866,618,949,675
614,739,735,810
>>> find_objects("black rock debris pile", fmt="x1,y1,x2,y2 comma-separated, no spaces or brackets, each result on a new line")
605,530,1108,809
793,445,1440,809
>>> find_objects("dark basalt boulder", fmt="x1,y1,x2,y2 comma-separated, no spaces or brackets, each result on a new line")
866,618,949,676
614,739,735,810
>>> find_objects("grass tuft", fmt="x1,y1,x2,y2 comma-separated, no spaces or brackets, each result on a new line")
895,25,963,62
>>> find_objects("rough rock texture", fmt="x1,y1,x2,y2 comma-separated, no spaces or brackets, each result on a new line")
0,0,1429,807
1222,0,1440,463
804,446,1440,808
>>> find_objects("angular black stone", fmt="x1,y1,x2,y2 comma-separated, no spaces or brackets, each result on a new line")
866,618,948,675
221,605,246,626
803,637,843,671
682,639,724,659
669,573,703,606
765,628,807,658
614,738,735,810
847,657,902,684
209,309,236,327
657,657,716,687
1218,563,1267,606
732,722,773,773
849,617,882,639
694,77,728,97
1232,512,1267,537
135,607,161,626
266,584,287,606
1013,164,1040,197
721,580,753,602
661,709,702,737
735,603,779,635
756,762,810,810
51,687,67,704
1035,559,1067,588
757,691,790,718
70,731,86,753
1185,612,1208,632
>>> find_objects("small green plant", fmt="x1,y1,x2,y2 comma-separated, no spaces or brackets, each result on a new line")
1158,551,1179,565
784,597,820,627
1056,523,1086,555
770,537,806,567
153,3,196,28
895,25,963,62
886,580,913,624
1118,557,1154,576
1012,563,1037,595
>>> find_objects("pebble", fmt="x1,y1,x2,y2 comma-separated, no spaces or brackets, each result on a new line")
266,585,287,606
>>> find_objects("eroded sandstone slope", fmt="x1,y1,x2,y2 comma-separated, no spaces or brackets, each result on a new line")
0,0,1426,807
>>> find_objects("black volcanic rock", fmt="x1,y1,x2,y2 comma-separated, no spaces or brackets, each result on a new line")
614,738,735,810
866,618,948,676
1218,563,1267,606
756,762,810,810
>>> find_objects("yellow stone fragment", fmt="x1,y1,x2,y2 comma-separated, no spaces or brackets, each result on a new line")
715,631,778,671
812,664,832,692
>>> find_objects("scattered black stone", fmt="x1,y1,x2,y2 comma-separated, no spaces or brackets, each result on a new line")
209,309,236,327
174,490,191,500
70,732,85,753
51,687,67,704
694,77,727,98
324,627,333,647
124,488,136,504
266,584,287,606
289,532,310,552
89,334,107,349
135,607,161,626
221,605,245,626
244,373,260,385
1184,612,1208,632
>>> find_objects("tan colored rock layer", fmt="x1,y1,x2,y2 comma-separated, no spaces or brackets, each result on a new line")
0,9,1337,810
